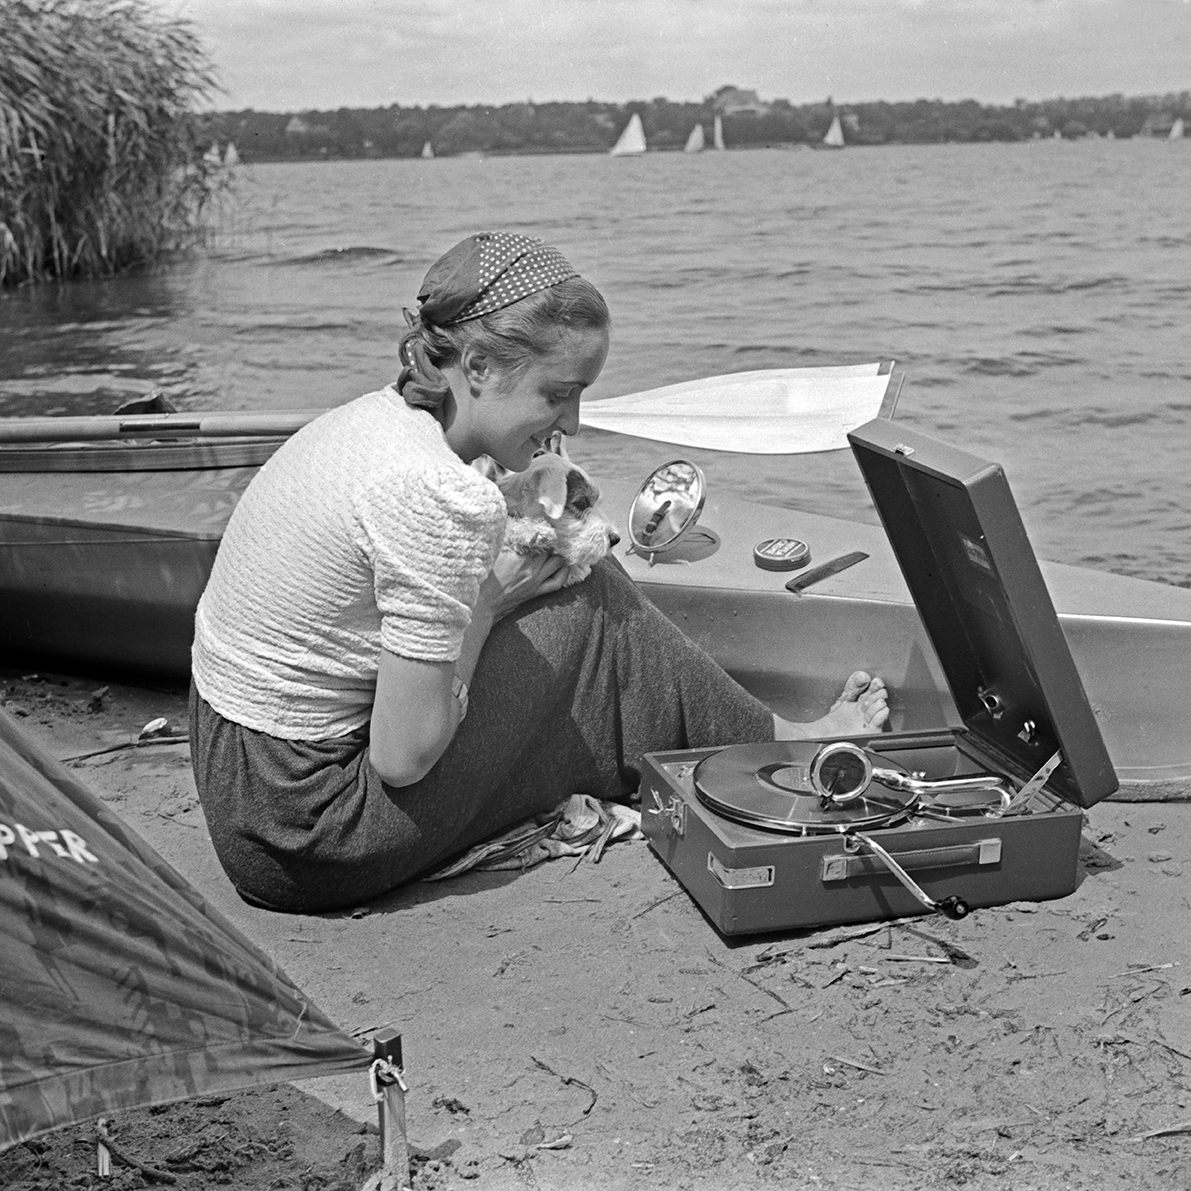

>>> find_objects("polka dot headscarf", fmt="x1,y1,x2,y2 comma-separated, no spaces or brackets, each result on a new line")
414,231,580,327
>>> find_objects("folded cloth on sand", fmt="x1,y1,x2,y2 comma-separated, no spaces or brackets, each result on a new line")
422,795,642,881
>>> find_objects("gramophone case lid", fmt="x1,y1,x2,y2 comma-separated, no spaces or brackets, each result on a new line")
847,418,1117,809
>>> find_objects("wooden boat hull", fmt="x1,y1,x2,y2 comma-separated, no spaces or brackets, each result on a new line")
1,447,1188,796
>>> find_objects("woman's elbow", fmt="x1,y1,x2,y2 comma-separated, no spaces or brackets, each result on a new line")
368,736,446,788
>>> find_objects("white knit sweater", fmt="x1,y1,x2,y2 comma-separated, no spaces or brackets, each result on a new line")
192,387,506,740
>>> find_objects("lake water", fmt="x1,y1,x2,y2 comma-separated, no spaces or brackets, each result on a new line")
1,139,1188,586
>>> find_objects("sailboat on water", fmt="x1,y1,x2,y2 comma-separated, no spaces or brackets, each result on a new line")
1170,117,1186,140
683,124,705,153
610,113,647,156
713,114,725,150
817,114,845,150
223,142,240,168
421,141,435,159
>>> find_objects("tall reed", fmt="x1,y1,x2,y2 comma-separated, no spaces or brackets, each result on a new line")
0,0,223,286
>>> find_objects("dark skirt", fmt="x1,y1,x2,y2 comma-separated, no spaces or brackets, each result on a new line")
189,559,773,913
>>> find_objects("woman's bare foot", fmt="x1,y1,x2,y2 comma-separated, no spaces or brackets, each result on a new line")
774,671,889,740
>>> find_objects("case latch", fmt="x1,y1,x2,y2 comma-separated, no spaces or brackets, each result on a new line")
646,787,687,836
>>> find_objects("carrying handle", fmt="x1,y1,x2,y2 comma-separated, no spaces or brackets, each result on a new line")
822,835,1004,920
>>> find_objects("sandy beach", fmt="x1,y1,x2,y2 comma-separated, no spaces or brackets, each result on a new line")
2,664,1189,1190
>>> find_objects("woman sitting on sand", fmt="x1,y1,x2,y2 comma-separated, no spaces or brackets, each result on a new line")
188,231,889,913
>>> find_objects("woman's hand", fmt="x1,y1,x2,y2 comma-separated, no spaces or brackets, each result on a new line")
478,549,569,621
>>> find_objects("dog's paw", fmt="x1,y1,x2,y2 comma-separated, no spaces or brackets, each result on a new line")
503,517,558,555
560,562,594,586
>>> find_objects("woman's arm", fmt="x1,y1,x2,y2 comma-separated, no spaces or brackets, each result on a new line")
369,549,569,786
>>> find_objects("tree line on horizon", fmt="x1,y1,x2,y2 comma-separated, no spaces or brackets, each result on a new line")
198,89,1191,161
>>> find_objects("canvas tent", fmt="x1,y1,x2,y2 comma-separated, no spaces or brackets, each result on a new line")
0,706,371,1151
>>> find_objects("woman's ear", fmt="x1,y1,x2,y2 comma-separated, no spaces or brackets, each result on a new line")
459,345,492,396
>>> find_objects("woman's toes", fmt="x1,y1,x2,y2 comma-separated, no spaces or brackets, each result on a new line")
832,671,873,708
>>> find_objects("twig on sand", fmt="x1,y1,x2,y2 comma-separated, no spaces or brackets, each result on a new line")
62,734,190,763
806,917,921,948
95,1119,177,1184
705,949,790,1010
1110,1032,1191,1064
1153,1038,1191,1063
1134,1118,1191,1141
531,1055,597,1115
886,954,951,964
1109,962,1177,978
631,890,682,919
895,923,978,967
826,1054,888,1076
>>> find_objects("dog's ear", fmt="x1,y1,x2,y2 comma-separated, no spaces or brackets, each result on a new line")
472,454,507,483
541,430,570,461
523,454,569,520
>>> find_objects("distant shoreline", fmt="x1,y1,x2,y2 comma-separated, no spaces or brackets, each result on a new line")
198,89,1189,164
211,137,1185,168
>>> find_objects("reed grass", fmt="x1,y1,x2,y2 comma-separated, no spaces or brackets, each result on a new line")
0,0,223,286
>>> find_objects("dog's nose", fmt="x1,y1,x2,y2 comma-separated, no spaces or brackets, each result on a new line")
608,528,620,548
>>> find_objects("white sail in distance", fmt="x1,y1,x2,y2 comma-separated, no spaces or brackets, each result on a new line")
610,113,647,156
684,124,705,152
822,115,845,148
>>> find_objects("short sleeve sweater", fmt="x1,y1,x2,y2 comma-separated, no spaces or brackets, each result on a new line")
191,387,506,740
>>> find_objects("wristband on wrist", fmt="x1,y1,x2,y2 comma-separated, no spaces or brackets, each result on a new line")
451,674,469,721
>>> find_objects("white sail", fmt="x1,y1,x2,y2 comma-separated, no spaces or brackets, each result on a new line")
1170,117,1185,140
610,113,647,156
421,141,434,158
713,114,726,150
822,115,845,149
580,364,892,455
683,124,705,153
222,142,240,167
202,143,222,167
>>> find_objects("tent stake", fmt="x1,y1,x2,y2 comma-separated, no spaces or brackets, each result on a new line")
364,1027,410,1191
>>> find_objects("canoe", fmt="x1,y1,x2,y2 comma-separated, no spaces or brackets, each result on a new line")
0,438,284,677
1,421,1189,799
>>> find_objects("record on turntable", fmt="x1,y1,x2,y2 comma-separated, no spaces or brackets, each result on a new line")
694,740,1014,837
694,741,917,834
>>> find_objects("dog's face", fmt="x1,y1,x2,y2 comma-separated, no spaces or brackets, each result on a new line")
495,452,619,583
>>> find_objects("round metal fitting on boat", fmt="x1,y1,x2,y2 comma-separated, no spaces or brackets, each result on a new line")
752,537,811,571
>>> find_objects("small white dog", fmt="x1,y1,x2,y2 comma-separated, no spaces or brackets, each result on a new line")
477,444,619,586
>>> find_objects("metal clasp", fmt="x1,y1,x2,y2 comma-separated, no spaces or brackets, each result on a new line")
646,788,687,836
667,797,686,836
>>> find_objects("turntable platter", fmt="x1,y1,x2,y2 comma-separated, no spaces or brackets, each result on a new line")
694,742,917,834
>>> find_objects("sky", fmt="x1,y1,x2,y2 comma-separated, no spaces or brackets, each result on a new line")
174,0,1191,113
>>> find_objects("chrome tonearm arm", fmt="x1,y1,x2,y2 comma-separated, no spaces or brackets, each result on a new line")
809,741,1013,814
870,767,1014,807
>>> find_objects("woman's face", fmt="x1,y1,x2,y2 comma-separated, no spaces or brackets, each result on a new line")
469,326,609,471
